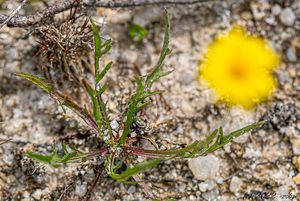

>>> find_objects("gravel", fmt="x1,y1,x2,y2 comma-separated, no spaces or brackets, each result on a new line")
188,156,220,181
75,181,87,197
229,176,242,193
286,47,298,62
1,1,300,200
280,8,296,26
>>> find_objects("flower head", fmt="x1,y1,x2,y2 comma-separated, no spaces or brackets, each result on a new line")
200,27,280,109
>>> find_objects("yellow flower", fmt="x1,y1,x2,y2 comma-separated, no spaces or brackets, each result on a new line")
200,27,280,109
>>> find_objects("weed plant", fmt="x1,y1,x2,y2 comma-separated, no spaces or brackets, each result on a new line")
17,13,264,197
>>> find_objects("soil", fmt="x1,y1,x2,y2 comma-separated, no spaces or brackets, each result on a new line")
1,0,300,200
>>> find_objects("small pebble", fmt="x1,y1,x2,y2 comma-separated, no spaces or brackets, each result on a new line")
202,189,219,201
110,120,119,130
286,47,297,62
229,176,242,193
291,139,300,155
198,182,208,192
32,189,43,200
75,181,87,197
280,8,296,26
188,156,220,181
293,174,300,185
272,4,282,16
128,186,136,194
277,71,289,85
179,72,194,85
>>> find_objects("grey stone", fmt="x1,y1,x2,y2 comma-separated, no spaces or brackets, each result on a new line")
32,189,43,200
128,186,136,194
75,181,87,197
202,189,219,201
229,176,242,193
277,71,289,85
291,139,300,155
280,8,296,26
110,120,119,130
272,5,282,16
198,182,208,192
286,47,297,62
179,72,195,85
188,156,220,181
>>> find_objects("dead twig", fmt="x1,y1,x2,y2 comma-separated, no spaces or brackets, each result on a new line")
0,0,27,30
0,0,214,27
83,164,103,201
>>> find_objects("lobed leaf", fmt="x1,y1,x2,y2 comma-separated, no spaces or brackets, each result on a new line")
96,61,113,84
89,17,102,74
145,12,171,89
119,12,171,145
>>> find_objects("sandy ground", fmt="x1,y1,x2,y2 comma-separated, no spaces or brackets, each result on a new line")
1,0,300,200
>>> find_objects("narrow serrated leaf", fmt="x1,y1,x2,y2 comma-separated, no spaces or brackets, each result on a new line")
16,73,52,93
89,17,101,73
96,83,109,97
96,61,113,84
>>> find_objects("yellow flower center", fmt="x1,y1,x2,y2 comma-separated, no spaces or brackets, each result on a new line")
229,62,248,81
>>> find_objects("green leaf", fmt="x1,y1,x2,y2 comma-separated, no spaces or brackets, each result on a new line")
17,73,99,132
96,61,113,84
16,73,52,93
89,17,102,74
96,83,109,97
26,143,89,168
146,12,171,88
128,24,148,43
119,12,171,145
111,158,163,181
90,17,112,81
205,121,266,154
27,152,53,165
84,81,103,129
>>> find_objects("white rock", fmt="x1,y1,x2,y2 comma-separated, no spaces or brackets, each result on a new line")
202,189,219,201
75,181,87,197
229,176,242,193
32,189,43,200
179,183,186,192
286,47,297,62
291,139,300,155
206,180,217,191
32,188,49,200
128,186,136,194
265,16,276,25
110,120,119,130
277,71,289,85
276,185,289,201
188,156,220,181
272,5,282,16
179,72,195,85
280,8,296,26
198,182,208,192
7,48,19,60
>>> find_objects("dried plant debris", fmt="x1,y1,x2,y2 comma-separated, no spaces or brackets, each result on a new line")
35,15,93,84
